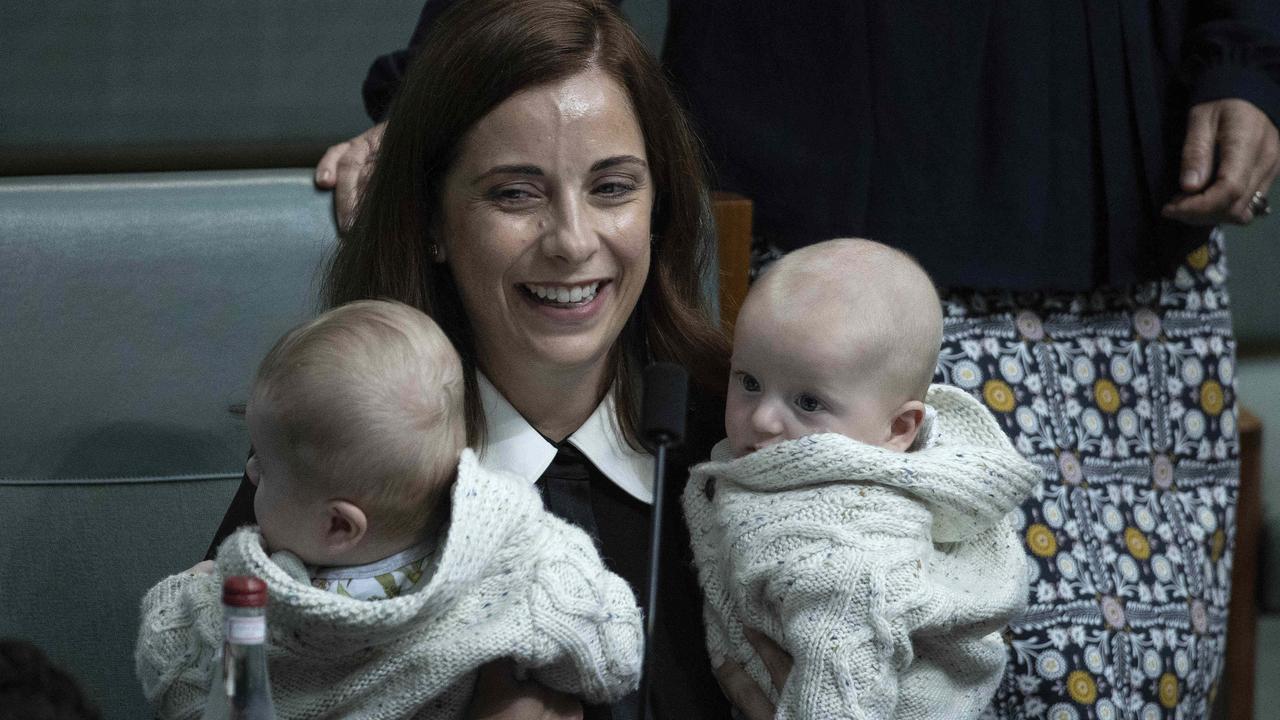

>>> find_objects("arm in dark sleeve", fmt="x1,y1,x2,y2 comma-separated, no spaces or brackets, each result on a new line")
1183,0,1280,125
362,0,626,122
363,0,463,121
204,464,257,560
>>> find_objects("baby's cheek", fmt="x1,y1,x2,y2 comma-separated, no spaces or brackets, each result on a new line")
723,400,746,445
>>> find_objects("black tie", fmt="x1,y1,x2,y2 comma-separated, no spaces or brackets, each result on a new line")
539,442,603,547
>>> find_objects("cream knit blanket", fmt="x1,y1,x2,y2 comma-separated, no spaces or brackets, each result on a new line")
136,449,643,719
683,384,1039,720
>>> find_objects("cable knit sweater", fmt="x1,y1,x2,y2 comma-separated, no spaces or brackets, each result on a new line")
683,384,1040,720
136,449,643,719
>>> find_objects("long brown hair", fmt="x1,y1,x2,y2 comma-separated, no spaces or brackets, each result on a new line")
325,0,728,448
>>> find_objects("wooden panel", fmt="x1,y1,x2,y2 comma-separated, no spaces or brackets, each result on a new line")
711,191,753,335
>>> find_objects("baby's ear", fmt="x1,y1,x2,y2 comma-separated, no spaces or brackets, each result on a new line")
323,500,368,554
885,400,926,452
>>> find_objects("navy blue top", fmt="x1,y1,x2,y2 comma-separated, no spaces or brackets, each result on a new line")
364,0,1280,291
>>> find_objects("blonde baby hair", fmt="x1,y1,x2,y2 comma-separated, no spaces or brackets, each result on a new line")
248,299,465,538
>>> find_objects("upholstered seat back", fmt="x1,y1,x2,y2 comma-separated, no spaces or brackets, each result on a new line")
0,169,333,717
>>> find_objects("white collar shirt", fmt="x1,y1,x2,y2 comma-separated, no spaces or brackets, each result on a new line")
475,373,655,505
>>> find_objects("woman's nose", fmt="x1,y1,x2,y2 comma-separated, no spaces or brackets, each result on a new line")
541,193,598,263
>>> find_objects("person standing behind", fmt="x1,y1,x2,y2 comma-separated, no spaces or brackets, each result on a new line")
315,2,1280,718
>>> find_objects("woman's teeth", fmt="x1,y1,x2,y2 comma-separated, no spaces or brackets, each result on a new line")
523,282,601,305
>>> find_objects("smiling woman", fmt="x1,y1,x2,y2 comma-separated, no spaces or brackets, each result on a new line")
209,1,731,718
327,0,725,450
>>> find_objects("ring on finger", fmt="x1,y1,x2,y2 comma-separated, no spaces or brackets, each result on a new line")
1248,191,1271,217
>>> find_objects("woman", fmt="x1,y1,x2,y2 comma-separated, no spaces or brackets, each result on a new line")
211,1,731,717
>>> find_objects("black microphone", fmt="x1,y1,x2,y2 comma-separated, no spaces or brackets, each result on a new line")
637,362,688,720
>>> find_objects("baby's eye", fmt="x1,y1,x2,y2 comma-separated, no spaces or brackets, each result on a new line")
795,394,824,413
737,372,761,393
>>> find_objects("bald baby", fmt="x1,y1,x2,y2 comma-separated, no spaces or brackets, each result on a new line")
725,238,943,457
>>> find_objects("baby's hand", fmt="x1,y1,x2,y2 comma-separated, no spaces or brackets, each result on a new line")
186,560,216,575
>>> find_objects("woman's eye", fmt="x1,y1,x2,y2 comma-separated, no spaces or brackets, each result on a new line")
488,185,540,205
738,373,761,392
795,394,824,412
594,179,637,198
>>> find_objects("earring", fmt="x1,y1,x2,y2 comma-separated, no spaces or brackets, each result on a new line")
429,243,440,260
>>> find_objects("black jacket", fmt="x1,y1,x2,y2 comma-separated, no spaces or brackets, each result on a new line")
365,0,1280,291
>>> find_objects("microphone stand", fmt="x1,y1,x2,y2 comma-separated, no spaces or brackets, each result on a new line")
636,363,687,720
637,441,668,720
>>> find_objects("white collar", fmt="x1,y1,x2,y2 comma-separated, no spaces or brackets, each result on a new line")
476,373,655,504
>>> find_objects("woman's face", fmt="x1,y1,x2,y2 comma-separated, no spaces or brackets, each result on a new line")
439,68,653,385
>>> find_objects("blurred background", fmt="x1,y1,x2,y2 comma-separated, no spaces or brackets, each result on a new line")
1,1,1275,717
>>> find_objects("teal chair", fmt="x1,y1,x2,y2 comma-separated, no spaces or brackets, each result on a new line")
0,170,333,718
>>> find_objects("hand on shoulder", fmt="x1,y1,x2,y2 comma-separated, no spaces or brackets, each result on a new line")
315,122,388,230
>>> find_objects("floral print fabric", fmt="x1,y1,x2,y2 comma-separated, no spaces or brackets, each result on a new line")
939,233,1237,720
752,232,1237,719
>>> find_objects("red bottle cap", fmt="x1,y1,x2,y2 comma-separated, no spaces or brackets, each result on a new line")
222,575,268,607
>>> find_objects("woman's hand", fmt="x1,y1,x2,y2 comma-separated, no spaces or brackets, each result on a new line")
713,627,794,720
466,660,583,720
186,560,216,575
314,121,387,231
1162,99,1279,225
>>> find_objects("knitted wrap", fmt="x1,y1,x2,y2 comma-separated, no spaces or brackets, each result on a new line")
683,384,1040,720
136,449,643,719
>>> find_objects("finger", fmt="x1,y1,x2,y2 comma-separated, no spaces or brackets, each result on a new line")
1229,152,1272,224
743,626,794,692
334,143,372,231
1167,100,1255,223
1251,127,1280,220
1216,106,1268,223
315,141,350,188
1164,138,1253,226
365,121,388,153
714,661,776,720
1180,103,1219,193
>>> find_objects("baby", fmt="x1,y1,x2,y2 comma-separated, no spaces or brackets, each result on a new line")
137,300,642,719
683,239,1039,719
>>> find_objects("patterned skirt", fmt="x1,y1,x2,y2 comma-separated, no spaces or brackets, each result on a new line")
756,232,1239,719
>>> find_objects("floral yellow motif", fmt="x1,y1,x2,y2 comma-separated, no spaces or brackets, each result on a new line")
1159,672,1179,709
1125,527,1151,560
1200,379,1224,416
1094,379,1121,414
1211,529,1226,563
1026,523,1057,558
983,379,1016,413
1186,244,1210,271
1067,670,1098,704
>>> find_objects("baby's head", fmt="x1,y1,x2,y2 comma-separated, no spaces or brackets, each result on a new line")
726,238,942,457
245,300,465,566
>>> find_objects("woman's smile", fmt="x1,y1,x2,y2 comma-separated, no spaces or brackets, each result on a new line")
519,279,605,308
